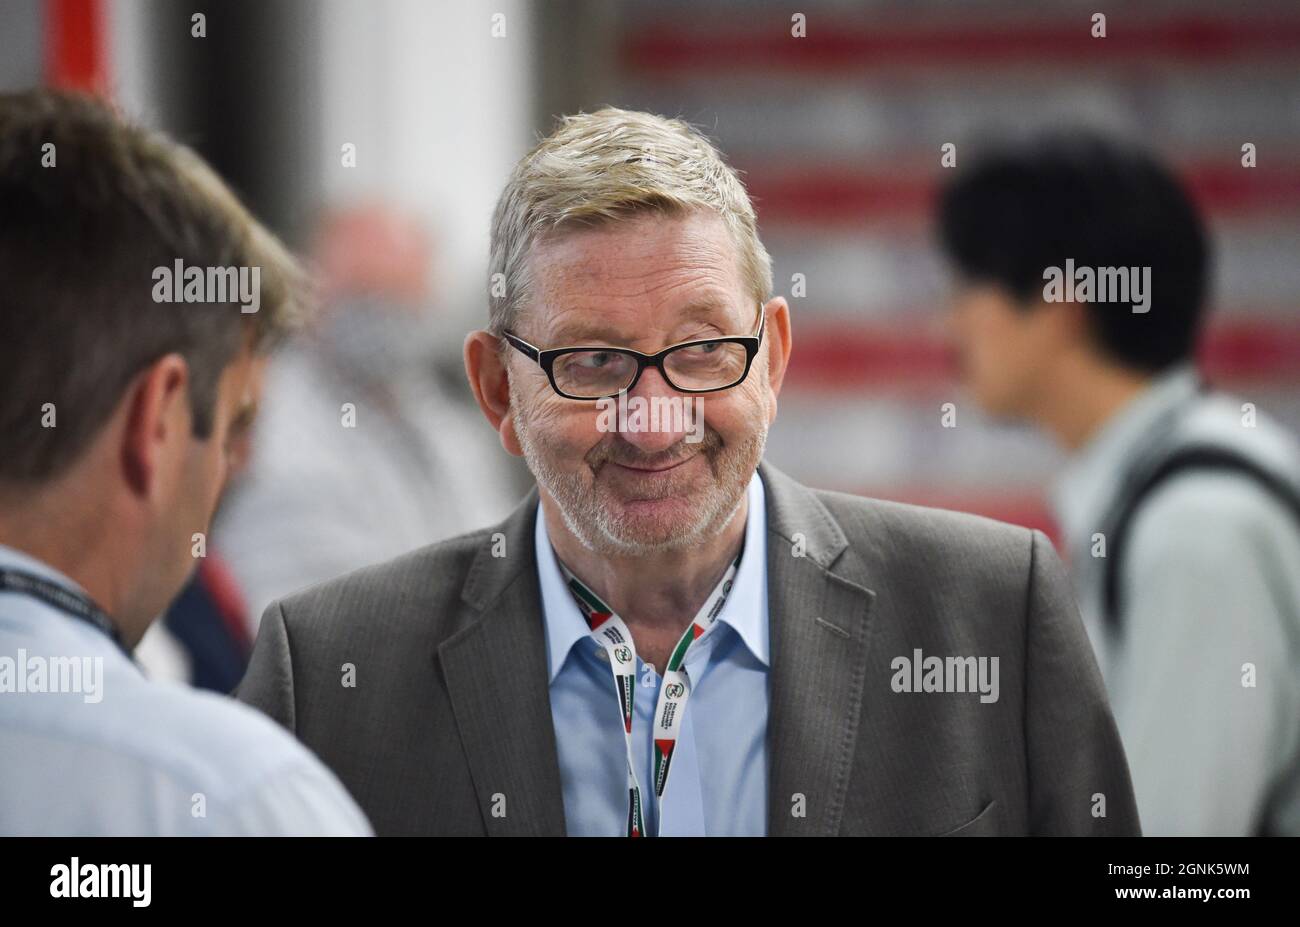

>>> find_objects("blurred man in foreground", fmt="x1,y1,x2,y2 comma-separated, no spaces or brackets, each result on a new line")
0,89,371,835
938,130,1300,835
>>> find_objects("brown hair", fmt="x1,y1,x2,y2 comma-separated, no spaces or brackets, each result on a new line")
0,89,309,483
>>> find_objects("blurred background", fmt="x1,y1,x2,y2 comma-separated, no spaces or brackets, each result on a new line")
3,0,1298,685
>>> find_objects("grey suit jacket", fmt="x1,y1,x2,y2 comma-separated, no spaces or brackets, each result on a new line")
236,460,1141,836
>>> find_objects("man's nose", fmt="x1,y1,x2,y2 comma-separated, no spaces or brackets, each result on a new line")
615,365,695,454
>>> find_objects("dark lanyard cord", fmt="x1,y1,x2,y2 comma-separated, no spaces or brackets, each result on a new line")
0,568,132,660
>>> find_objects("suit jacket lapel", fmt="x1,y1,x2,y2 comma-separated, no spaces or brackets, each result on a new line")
438,487,568,836
759,461,878,836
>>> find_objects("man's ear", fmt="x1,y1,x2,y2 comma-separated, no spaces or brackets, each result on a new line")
761,297,793,424
464,330,524,457
121,353,191,499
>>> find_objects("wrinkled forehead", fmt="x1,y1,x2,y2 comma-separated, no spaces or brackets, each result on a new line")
523,210,752,345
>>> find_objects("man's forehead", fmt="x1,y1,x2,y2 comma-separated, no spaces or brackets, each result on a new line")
526,211,748,338
541,296,741,343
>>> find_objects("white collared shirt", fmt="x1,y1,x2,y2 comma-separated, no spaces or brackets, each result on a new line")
0,543,372,835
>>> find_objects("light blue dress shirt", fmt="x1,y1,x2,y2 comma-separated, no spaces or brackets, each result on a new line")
0,543,372,836
536,469,770,836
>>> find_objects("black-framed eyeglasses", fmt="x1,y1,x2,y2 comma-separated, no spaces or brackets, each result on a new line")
502,303,765,400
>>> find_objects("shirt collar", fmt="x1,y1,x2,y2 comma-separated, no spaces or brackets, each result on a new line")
535,467,769,684
0,543,89,594
1049,362,1201,543
0,542,132,666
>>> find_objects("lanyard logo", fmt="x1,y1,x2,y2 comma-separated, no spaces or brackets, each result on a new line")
557,549,742,837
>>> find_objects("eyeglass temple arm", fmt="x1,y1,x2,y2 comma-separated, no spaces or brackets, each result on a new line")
502,330,540,361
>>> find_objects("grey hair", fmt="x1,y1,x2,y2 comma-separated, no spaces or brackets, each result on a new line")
487,107,772,338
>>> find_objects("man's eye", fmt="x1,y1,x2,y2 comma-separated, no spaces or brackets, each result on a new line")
577,352,617,368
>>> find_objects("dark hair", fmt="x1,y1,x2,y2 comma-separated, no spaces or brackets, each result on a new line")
936,130,1209,373
0,89,309,483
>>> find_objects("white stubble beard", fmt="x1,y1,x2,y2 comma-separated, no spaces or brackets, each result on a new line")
514,394,768,557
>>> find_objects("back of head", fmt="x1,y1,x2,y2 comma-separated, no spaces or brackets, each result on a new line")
0,89,307,487
937,129,1210,373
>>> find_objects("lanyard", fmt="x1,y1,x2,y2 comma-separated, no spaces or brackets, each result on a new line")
558,551,741,837
0,567,131,659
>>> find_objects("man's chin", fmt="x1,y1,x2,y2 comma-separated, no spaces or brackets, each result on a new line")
596,492,705,550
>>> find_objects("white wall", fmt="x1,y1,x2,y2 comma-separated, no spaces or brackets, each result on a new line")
314,0,536,329
108,0,536,333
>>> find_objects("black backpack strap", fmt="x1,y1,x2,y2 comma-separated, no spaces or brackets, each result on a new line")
1101,444,1300,634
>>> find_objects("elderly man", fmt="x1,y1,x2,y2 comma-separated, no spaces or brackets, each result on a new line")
238,108,1140,837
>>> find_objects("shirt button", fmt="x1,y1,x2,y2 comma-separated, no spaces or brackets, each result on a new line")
595,647,609,662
